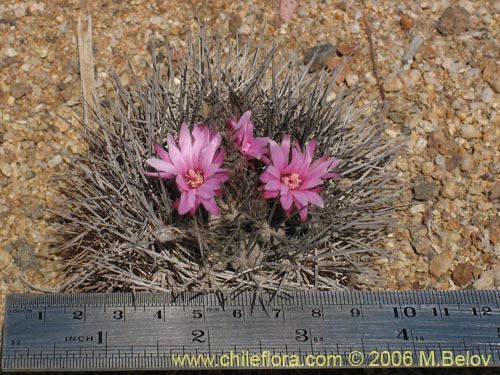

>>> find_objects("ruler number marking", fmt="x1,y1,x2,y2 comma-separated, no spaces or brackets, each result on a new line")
192,309,203,319
73,310,84,320
192,330,206,343
472,306,493,317
431,306,450,317
393,306,416,319
271,308,283,319
397,328,409,341
113,310,124,320
295,328,309,342
351,308,361,317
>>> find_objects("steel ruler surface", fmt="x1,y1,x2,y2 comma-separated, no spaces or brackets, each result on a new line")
3,290,500,371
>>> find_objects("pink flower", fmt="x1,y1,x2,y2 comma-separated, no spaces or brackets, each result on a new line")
145,123,230,215
259,135,341,221
227,111,270,163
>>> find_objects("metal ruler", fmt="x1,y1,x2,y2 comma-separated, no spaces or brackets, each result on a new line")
3,290,500,371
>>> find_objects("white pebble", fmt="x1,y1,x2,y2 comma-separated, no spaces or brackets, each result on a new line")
410,203,426,215
365,72,377,85
460,124,478,139
48,155,63,168
384,74,403,92
14,4,28,18
481,87,494,103
414,137,427,153
345,73,359,87
460,153,474,172
0,162,12,177
3,47,18,57
149,16,163,26
399,69,421,88
474,270,494,290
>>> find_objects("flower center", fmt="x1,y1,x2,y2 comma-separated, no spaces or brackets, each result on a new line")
185,169,204,188
281,172,301,190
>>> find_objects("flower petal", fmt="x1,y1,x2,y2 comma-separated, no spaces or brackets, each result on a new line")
262,190,280,199
202,197,220,215
280,193,293,211
298,206,308,222
178,192,190,215
178,123,194,170
269,139,286,171
175,174,189,191
167,134,187,174
296,189,324,208
146,158,177,176
264,180,282,191
187,187,196,208
154,144,171,163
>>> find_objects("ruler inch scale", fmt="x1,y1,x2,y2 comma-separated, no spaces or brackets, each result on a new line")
3,290,500,371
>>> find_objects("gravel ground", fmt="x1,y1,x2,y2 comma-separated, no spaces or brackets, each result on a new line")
0,0,499,373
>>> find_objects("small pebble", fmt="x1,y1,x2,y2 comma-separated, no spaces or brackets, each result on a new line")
3,47,18,58
345,73,359,87
430,250,454,277
0,251,13,269
0,163,12,177
452,262,477,287
388,111,404,124
414,182,439,201
491,79,500,94
54,117,70,132
435,154,446,170
399,69,421,88
10,82,30,99
26,204,45,220
303,44,336,73
400,15,414,30
411,237,433,255
414,137,427,153
481,87,494,104
13,240,39,271
487,218,500,244
238,24,251,36
410,203,426,215
478,201,493,211
337,44,355,56
384,74,403,92
489,183,500,201
279,0,297,22
445,154,462,171
38,47,49,59
421,161,435,176
440,180,457,199
14,4,28,18
460,124,478,139
436,6,470,36
427,129,455,155
325,57,350,84
149,16,163,26
48,155,63,168
473,269,494,290
460,152,474,172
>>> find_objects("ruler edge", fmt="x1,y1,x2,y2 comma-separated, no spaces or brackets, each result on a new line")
5,289,500,308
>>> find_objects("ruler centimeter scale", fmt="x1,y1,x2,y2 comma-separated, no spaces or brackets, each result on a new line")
3,290,500,371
